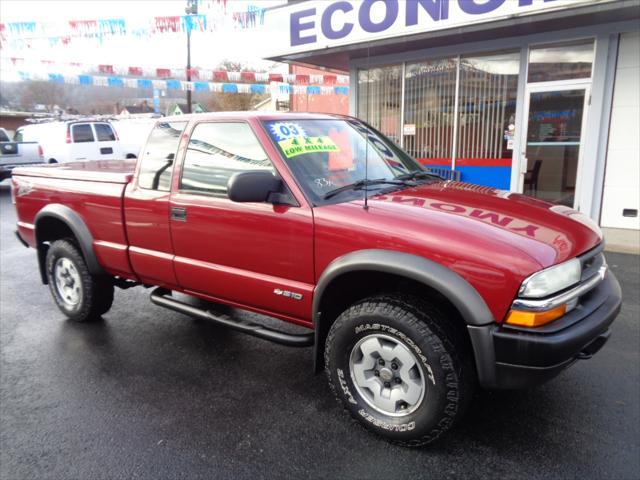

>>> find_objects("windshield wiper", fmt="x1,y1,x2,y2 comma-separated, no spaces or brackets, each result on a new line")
397,170,442,182
323,178,409,200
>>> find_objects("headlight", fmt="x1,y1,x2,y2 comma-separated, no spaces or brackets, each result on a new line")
519,258,581,299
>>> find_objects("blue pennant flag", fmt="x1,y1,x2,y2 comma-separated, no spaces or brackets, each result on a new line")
48,73,64,83
78,75,93,85
166,80,181,90
108,76,124,87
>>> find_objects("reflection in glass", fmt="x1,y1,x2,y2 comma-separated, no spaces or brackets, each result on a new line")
457,51,519,162
403,58,457,160
138,121,187,191
528,40,594,82
263,119,421,205
524,89,586,207
181,122,272,195
357,65,403,145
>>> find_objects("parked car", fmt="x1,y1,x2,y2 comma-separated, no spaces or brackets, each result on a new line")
110,116,158,159
11,113,621,446
15,120,124,163
0,127,44,181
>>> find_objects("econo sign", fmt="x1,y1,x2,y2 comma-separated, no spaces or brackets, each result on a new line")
266,0,604,54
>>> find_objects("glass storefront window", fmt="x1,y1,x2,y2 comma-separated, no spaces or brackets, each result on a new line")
403,58,457,161
528,40,594,82
357,66,403,145
457,52,520,162
524,89,587,206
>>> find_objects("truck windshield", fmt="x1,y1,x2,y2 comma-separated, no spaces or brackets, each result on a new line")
262,119,428,205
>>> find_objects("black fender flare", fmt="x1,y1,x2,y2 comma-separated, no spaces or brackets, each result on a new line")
34,204,105,283
312,249,495,371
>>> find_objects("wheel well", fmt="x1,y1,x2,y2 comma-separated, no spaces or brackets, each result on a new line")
48,158,57,164
315,270,473,371
125,153,137,159
36,216,77,244
35,217,77,284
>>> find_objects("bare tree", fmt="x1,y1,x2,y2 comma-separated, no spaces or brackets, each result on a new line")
18,81,70,111
205,60,269,112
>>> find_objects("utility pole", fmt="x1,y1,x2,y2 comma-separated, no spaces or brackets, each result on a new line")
185,0,198,114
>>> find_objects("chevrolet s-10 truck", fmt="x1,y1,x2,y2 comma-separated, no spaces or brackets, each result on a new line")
12,113,621,446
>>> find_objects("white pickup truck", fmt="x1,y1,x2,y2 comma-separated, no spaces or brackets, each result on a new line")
0,128,44,181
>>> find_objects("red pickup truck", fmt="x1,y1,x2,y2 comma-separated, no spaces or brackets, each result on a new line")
12,113,621,446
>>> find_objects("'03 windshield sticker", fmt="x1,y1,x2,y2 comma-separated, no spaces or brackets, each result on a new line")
269,122,307,141
278,136,340,158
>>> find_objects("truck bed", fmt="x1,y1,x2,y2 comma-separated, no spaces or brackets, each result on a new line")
12,159,137,279
13,159,136,184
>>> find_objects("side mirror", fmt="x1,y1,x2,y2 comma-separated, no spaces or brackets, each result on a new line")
227,171,284,203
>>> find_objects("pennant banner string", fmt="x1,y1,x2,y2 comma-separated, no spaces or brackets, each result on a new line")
3,56,349,85
15,70,350,96
0,3,265,46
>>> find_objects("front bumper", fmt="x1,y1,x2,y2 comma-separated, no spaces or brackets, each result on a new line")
468,271,622,389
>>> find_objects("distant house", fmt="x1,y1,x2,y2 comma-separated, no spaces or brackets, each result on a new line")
120,101,154,115
168,103,206,116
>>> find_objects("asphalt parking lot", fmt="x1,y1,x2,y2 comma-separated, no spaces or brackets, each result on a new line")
1,181,639,480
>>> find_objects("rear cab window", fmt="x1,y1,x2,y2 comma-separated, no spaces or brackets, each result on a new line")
180,122,274,197
137,121,187,191
71,123,94,143
94,123,117,142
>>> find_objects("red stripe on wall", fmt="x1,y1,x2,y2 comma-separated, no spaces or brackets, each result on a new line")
417,157,513,167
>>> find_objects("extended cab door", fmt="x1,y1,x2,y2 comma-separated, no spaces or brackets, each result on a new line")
169,120,315,325
124,120,188,287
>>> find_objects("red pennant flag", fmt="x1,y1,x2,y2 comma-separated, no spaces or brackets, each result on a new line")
295,74,309,84
241,71,256,82
268,73,283,82
128,67,143,76
99,64,114,74
155,16,181,33
212,71,228,81
187,68,199,79
323,75,337,85
156,68,171,78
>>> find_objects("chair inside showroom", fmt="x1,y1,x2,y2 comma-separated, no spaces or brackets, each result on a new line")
524,160,542,194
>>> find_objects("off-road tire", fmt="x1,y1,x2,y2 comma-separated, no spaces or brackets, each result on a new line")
325,294,475,447
45,239,114,322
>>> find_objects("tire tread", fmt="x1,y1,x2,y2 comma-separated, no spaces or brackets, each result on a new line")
324,294,475,447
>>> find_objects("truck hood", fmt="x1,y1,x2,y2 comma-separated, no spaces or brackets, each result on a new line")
336,181,602,268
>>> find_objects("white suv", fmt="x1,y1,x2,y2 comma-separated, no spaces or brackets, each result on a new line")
15,121,124,163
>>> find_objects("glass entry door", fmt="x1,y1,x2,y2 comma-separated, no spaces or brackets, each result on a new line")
521,85,590,207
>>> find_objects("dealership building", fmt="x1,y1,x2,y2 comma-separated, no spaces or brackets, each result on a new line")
265,0,640,250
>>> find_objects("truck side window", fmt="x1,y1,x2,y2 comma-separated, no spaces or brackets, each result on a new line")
94,123,116,142
138,121,187,191
72,124,94,143
180,122,273,196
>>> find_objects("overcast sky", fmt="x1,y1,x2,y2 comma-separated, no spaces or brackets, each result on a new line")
0,0,287,80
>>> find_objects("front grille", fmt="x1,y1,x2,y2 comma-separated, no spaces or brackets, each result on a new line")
579,244,605,283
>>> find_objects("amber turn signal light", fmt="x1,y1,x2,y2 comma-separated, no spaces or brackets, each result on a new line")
505,304,567,328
